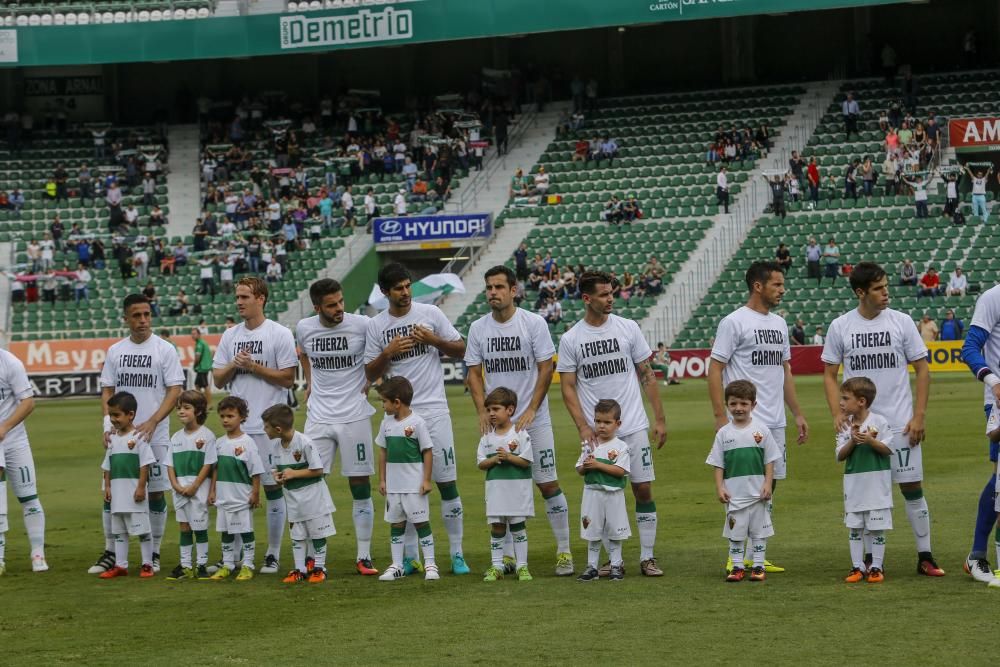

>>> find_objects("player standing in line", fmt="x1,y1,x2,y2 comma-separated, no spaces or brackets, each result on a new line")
0,346,48,572
91,294,184,575
822,262,944,577
296,278,378,576
213,276,298,574
466,265,574,576
708,261,808,573
961,281,1000,581
558,271,667,577
364,263,469,575
191,328,214,405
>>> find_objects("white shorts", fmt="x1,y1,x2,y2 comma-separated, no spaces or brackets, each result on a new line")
423,413,457,484
111,511,151,536
487,516,527,525
148,443,171,493
3,443,38,500
845,508,893,530
384,492,430,524
621,431,655,483
304,418,375,477
174,500,209,531
290,514,337,540
722,502,774,541
527,420,558,484
248,433,277,487
888,428,922,483
580,486,631,541
769,427,787,480
216,508,253,534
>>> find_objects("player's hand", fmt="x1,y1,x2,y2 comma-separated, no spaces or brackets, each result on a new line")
794,414,809,445
496,447,508,463
103,430,112,448
992,384,1000,406
104,488,112,503
410,325,438,346
717,486,730,504
234,350,254,369
272,469,285,485
304,386,311,404
420,480,432,495
714,415,729,432
183,484,196,497
903,414,925,447
207,491,215,506
833,412,850,435
577,424,597,446
581,455,596,470
478,409,492,436
134,419,157,442
385,334,415,357
515,407,537,432
759,484,772,501
249,489,260,509
651,418,667,449
134,487,146,503
378,480,386,496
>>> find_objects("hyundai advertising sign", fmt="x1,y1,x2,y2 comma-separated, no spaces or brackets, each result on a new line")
373,213,493,247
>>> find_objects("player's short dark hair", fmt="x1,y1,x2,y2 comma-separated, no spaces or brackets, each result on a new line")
484,387,518,410
217,395,249,419
724,380,757,403
237,276,269,306
309,278,343,306
841,376,877,407
594,398,622,421
849,262,887,294
484,265,516,288
262,403,295,430
378,262,411,292
107,391,138,414
745,261,784,292
377,376,413,406
178,389,208,425
122,294,150,314
579,270,614,296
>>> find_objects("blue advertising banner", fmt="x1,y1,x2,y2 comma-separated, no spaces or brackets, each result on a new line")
373,212,493,245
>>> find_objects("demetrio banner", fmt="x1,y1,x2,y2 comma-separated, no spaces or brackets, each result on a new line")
4,0,910,67
373,212,492,247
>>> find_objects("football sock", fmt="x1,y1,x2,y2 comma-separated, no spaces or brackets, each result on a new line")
351,489,374,562
971,476,996,559
510,522,528,569
390,526,405,568
265,491,286,561
139,533,153,566
503,531,515,559
587,540,601,569
114,533,129,570
439,485,464,556
179,530,193,568
240,532,256,568
750,538,767,568
103,501,114,552
403,522,419,560
194,530,209,566
849,529,864,569
862,528,872,560
221,532,235,568
0,532,5,561
870,530,886,570
20,497,45,557
312,539,327,570
903,488,931,553
490,529,505,568
729,540,746,569
994,527,1000,570
417,524,435,566
608,539,623,567
232,533,243,563
292,539,306,573
635,501,657,561
149,495,167,555
543,489,571,553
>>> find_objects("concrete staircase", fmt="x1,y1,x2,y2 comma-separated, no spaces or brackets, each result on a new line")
640,80,839,346
277,232,374,327
165,124,202,239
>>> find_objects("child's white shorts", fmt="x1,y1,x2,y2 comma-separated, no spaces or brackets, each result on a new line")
216,508,253,534
384,492,430,524
290,514,337,540
845,508,893,531
174,500,209,531
487,516,527,525
580,487,631,541
723,501,774,541
112,511,151,536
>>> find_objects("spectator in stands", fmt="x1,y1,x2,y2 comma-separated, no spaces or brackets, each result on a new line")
124,204,140,228
40,233,55,271
44,177,56,201
844,158,859,201
619,271,636,301
573,139,590,162
169,289,190,317
106,180,124,230
411,177,429,203
9,275,24,309
140,282,159,317
8,188,23,218
50,215,64,251
509,169,529,199
940,309,964,341
807,158,820,204
842,92,860,141
25,239,40,274
775,243,792,273
882,153,900,196
198,255,216,300
785,172,800,202
533,167,550,196
622,195,640,223
812,326,825,345
394,189,408,217
341,185,355,229
822,238,840,285
149,205,166,228
641,268,663,296
902,172,929,218
431,176,452,203
964,164,993,224
541,296,563,325
133,243,150,282
73,262,91,304
142,173,157,207
562,266,579,300
859,157,875,204
402,157,418,191
219,255,235,294
716,166,729,214
790,318,806,346
917,312,938,342
917,266,942,298
899,258,917,286
53,164,69,203
947,267,968,296
789,151,805,186
514,243,529,283
41,269,58,306
755,123,771,157
601,196,622,225
599,136,619,165
804,237,821,283
765,175,786,219
266,256,283,283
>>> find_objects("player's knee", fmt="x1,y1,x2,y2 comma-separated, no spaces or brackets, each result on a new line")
348,475,370,486
491,524,506,538
391,521,406,530
537,481,559,497
436,481,459,500
179,522,191,532
899,481,922,493
631,482,652,504
149,491,164,501
413,521,429,531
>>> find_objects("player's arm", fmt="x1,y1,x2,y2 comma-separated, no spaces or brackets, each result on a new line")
636,358,667,448
712,466,729,503
249,474,261,509
707,358,728,430
836,437,857,460
420,447,433,495
101,386,115,446
962,326,1000,403
517,358,554,432
466,364,490,435
280,465,323,481
0,394,33,441
167,465,185,495
246,362,296,389
103,470,111,502
760,461,774,500
135,384,182,442
905,358,929,445
377,446,387,496
559,370,595,444
583,459,626,478
782,361,809,444
213,361,239,389
364,335,413,382
189,463,213,495
822,363,848,432
135,464,149,503
299,352,312,402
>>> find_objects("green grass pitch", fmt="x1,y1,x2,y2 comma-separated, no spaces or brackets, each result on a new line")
2,374,996,664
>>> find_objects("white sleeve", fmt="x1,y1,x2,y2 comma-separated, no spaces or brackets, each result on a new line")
531,315,556,362
161,340,186,387
781,320,791,362
820,317,844,365
476,436,489,464
430,306,462,343
305,440,324,471
99,348,117,388
463,320,483,367
614,444,631,474
166,433,180,467
705,432,726,468
762,431,782,465
835,427,852,461
374,420,387,448
971,289,1000,331
203,435,218,466
710,315,739,363
5,354,33,400
274,326,299,370
101,446,112,471
627,319,653,364
363,317,383,364
212,329,233,369
517,430,534,463
139,441,157,468
900,313,929,362
415,418,434,452
247,445,266,477
555,331,577,373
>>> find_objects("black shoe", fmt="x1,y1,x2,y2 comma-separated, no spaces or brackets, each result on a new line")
196,564,209,579
87,550,116,574
152,552,161,573
166,564,189,580
609,564,624,581
577,566,600,582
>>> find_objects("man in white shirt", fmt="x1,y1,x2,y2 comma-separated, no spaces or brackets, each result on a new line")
266,257,283,282
394,189,408,216
716,166,729,214
341,185,355,229
533,167,550,195
74,263,91,303
842,92,860,141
